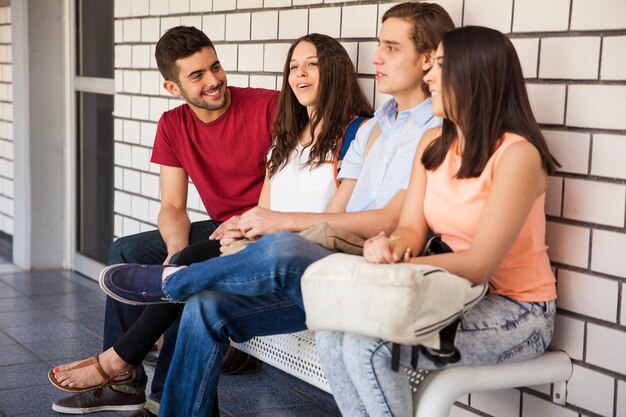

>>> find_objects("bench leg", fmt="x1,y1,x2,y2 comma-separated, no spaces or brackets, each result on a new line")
413,352,572,417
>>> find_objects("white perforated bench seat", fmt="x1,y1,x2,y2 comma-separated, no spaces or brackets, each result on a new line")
234,331,331,392
234,334,572,417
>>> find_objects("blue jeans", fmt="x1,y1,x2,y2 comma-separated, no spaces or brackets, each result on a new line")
162,232,331,308
103,220,219,402
159,233,332,416
315,296,557,417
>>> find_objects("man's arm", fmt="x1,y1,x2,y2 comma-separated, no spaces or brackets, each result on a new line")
238,187,405,240
158,165,191,264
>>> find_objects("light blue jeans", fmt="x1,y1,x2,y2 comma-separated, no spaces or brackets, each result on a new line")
316,295,556,417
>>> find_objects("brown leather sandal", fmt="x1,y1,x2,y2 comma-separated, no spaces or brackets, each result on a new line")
48,354,136,393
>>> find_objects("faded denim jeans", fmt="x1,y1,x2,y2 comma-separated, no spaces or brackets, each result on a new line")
316,295,556,417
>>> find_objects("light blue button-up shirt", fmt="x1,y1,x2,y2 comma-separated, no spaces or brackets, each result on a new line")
340,98,442,213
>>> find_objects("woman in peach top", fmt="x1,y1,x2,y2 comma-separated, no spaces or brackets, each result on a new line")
316,26,560,417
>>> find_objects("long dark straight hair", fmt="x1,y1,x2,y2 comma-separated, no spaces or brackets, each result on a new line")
422,26,559,177
267,33,373,178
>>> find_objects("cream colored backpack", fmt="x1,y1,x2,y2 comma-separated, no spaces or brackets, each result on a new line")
301,252,488,370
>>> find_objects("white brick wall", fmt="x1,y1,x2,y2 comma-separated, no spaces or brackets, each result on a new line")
622,289,626,326
568,364,614,416
512,0,570,33
463,0,512,33
469,389,519,417
591,230,626,277
556,269,618,322
550,315,584,360
543,130,589,175
544,176,562,217
567,85,626,130
601,36,626,80
563,179,625,227
309,7,340,38
539,37,600,80
109,2,626,416
0,7,11,235
570,0,626,31
526,84,566,125
587,323,626,375
279,9,308,39
510,38,538,78
619,380,626,417
546,222,589,268
522,393,578,417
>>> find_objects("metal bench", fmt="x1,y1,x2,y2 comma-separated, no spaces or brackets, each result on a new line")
413,350,572,417
235,333,572,417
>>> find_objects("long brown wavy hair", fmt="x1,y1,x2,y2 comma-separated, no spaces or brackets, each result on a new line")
422,26,560,177
267,34,373,178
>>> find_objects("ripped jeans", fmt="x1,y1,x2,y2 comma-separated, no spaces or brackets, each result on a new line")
316,295,556,417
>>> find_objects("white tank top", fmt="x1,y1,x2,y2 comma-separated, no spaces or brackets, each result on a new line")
269,144,336,213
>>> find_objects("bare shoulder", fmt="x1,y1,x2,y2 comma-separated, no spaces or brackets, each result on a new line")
415,126,443,157
499,139,543,169
496,139,546,195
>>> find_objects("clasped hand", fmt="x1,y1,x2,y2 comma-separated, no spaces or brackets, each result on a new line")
363,231,406,264
208,207,288,251
237,207,287,239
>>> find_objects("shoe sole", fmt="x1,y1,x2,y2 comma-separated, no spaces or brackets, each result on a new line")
98,264,170,306
52,402,145,414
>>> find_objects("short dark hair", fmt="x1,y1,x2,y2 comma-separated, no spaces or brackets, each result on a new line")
155,26,215,82
382,2,455,54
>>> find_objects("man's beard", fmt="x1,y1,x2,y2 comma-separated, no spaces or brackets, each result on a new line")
181,82,227,111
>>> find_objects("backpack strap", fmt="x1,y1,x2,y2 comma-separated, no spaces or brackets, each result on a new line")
390,319,462,372
334,116,369,187
362,123,381,162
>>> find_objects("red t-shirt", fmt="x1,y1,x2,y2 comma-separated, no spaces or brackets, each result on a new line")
151,86,279,222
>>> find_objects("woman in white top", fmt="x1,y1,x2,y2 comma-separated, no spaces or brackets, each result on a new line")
50,33,372,397
228,33,372,229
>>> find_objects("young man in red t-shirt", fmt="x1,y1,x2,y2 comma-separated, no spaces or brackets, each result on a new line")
51,26,277,416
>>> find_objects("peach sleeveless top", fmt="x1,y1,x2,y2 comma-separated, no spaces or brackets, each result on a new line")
423,133,556,302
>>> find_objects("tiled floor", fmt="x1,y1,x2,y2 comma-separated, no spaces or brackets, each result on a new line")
0,256,340,416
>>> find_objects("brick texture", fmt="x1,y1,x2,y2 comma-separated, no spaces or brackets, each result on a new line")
0,7,11,235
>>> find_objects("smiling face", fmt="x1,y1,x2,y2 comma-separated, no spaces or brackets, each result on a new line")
371,17,429,111
424,43,444,117
287,41,320,116
164,47,229,121
424,43,457,122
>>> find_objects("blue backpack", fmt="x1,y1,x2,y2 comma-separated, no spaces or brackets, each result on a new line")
334,116,369,186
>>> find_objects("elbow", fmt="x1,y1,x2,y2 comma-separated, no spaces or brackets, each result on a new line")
467,271,491,285
463,257,496,285
381,211,401,235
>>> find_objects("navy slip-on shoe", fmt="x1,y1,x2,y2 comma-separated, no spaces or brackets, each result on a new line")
99,264,176,305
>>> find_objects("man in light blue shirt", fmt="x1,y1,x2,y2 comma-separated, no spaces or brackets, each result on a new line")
342,99,439,212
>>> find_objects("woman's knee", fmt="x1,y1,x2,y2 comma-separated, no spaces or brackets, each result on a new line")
342,334,388,371
315,331,345,363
